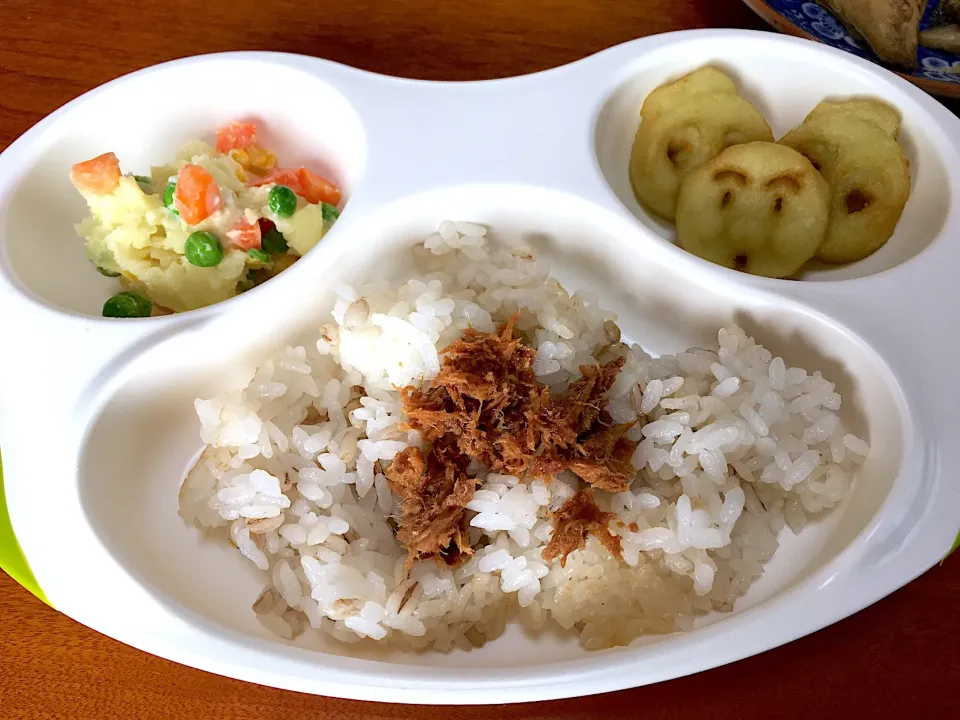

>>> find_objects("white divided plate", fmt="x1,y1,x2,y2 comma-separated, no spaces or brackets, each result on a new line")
0,29,958,704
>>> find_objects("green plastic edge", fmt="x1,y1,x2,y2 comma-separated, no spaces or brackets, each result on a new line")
946,530,960,562
0,451,50,606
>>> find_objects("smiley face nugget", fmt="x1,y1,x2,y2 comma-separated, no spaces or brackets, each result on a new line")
629,68,773,220
803,98,901,138
780,111,910,263
638,66,738,122
676,142,830,278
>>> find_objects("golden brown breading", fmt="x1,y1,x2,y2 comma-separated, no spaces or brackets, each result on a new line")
820,0,923,69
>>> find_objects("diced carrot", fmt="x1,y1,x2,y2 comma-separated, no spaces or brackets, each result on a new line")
297,167,341,205
70,152,122,195
173,164,222,225
226,217,262,250
247,167,341,206
215,121,258,154
247,168,303,195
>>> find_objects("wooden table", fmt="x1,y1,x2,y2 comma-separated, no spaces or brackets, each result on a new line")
1,1,957,717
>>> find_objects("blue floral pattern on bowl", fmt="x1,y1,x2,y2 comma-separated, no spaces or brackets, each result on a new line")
760,0,960,85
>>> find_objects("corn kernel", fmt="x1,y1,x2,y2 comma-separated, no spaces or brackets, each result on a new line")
247,146,276,173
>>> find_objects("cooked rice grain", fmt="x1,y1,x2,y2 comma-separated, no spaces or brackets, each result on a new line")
179,221,868,650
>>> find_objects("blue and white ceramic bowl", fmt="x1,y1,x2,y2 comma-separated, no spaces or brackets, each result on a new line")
744,0,960,96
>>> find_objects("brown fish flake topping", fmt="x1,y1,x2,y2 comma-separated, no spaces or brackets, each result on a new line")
388,314,634,566
386,438,478,569
542,489,622,567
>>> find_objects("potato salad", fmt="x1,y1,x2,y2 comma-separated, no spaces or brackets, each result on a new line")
70,121,341,316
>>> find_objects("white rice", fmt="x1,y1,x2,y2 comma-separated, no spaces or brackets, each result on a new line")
179,222,868,651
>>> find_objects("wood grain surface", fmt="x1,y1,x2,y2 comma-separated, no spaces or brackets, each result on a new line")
0,1,957,717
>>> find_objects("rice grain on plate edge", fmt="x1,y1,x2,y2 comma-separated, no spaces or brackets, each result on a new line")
179,221,868,651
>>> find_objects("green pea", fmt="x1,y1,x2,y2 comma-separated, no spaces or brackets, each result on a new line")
163,182,180,216
247,248,270,264
260,226,288,254
321,202,339,223
268,185,298,217
185,231,224,267
95,265,121,277
103,291,152,318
